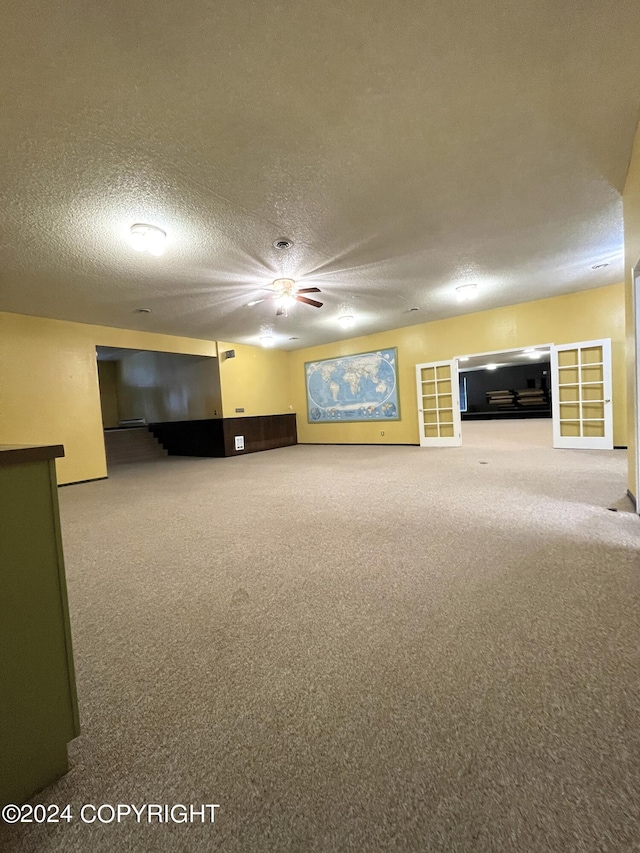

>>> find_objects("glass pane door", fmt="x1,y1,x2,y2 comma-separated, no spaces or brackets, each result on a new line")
551,339,613,450
415,360,461,447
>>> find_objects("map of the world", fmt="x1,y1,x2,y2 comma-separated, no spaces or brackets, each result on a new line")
305,348,399,422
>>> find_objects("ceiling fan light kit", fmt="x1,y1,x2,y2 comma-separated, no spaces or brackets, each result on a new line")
249,278,324,319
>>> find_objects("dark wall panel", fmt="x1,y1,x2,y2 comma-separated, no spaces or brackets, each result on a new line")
149,414,297,458
462,362,551,419
222,414,297,456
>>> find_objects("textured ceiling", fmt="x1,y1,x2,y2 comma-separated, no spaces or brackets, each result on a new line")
1,0,640,350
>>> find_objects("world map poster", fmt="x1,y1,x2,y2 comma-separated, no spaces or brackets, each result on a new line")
305,348,400,423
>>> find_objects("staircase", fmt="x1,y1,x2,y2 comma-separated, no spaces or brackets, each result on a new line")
104,427,168,467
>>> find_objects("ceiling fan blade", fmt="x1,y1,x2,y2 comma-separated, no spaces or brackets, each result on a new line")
296,295,323,308
296,287,322,294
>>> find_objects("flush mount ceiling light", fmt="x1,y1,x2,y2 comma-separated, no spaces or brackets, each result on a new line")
259,331,274,347
338,315,355,329
129,223,166,256
455,283,478,302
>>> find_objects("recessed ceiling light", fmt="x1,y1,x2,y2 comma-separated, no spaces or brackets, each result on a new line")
129,223,166,256
486,363,498,370
592,262,610,269
273,238,293,250
134,307,152,313
455,283,478,302
338,315,355,329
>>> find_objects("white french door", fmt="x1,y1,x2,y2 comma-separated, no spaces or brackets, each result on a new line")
415,359,461,447
550,339,613,450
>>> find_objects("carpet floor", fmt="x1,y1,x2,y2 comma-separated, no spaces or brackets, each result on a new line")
2,438,639,852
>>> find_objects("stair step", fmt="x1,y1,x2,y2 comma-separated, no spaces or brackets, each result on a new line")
104,427,168,467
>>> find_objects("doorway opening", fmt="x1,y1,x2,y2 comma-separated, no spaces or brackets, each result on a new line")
457,344,553,449
96,346,221,469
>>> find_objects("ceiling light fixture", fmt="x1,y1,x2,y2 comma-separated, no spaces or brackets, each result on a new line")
129,223,166,256
455,283,478,302
259,333,274,347
338,315,355,329
277,293,296,310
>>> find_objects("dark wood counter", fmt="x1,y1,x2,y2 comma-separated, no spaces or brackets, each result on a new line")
0,444,64,465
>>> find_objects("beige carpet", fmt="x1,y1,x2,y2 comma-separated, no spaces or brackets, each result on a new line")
2,442,639,852
461,418,553,448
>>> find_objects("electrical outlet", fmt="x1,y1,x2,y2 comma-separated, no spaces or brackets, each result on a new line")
234,436,244,451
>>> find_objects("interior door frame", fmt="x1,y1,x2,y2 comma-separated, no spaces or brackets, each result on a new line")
634,261,640,511
455,343,555,363
455,343,554,440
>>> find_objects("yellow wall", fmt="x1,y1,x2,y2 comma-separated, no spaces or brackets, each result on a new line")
97,361,119,428
0,284,628,485
289,284,627,447
217,341,292,417
623,124,640,499
0,311,217,484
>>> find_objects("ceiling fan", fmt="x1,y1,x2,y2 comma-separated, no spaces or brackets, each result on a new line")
248,278,323,316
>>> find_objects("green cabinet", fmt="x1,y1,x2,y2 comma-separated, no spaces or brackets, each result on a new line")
0,446,80,806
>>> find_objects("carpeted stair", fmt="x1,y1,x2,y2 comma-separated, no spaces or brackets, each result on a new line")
103,427,167,466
